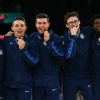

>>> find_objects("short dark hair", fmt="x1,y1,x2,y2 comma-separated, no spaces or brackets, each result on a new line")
64,12,79,24
91,14,100,26
35,13,49,23
12,16,26,26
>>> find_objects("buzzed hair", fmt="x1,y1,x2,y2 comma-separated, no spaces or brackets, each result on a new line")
12,16,26,26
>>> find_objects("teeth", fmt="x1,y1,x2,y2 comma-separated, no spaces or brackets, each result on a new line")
18,31,22,34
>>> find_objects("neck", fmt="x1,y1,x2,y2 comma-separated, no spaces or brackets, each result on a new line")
95,31,100,36
15,35,24,39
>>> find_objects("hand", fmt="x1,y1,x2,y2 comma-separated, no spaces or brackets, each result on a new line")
5,31,14,36
69,25,78,36
17,39,25,50
44,31,50,42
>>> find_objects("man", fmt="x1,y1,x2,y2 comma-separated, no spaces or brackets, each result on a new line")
26,13,64,100
0,43,6,100
62,11,94,100
0,16,39,100
90,14,100,100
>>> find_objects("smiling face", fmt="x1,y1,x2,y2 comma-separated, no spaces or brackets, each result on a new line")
93,18,100,33
35,18,50,34
11,20,27,38
66,16,80,30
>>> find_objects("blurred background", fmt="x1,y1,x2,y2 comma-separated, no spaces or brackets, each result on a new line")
0,0,100,36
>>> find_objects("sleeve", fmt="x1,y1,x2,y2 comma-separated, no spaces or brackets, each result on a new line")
46,33,64,60
62,33,77,58
21,39,39,67
0,35,9,44
0,44,6,63
0,44,6,81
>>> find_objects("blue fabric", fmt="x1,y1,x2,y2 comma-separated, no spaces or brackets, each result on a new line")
62,26,94,100
92,84,100,100
1,35,38,88
0,90,6,100
91,31,100,84
0,44,6,90
27,30,64,87
90,31,100,100
63,78,94,100
5,86,31,100
63,26,93,79
33,86,59,100
0,44,6,100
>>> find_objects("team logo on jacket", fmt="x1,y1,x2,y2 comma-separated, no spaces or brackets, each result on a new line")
98,38,100,42
0,50,3,55
80,33,85,39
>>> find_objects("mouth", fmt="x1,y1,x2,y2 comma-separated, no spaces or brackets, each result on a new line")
17,31,22,34
38,29,45,33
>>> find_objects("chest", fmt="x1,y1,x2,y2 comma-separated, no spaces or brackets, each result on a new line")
91,37,100,57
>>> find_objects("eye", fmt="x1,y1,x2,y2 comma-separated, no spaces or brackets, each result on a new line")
20,24,25,27
74,20,78,23
94,22,99,25
67,20,78,25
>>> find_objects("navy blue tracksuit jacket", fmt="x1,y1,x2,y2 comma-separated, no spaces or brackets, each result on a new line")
63,26,93,79
0,43,6,90
0,35,39,88
90,29,100,100
27,30,64,87
90,31,100,84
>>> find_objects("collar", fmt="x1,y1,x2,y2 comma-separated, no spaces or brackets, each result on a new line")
38,30,53,40
14,34,27,42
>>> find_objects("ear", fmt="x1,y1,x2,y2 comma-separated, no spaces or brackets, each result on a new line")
65,24,69,28
11,26,14,31
35,23,37,28
48,22,50,27
25,26,27,30
78,20,81,25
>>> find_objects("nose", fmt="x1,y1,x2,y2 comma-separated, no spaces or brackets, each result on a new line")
98,23,100,26
40,24,45,27
18,26,23,30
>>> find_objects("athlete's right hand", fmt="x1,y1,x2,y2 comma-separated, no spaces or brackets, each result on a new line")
17,39,25,50
69,24,79,36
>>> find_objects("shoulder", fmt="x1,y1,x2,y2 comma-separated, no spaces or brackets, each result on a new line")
28,32,38,40
1,35,12,43
49,30,63,44
50,30,61,39
80,26,93,32
63,31,68,38
80,26,94,37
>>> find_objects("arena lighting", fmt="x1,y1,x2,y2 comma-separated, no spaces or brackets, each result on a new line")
0,13,23,24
